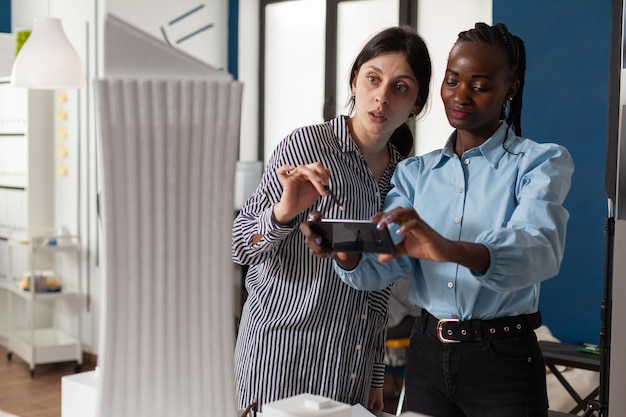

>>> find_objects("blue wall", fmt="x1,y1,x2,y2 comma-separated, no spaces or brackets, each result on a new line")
494,1,611,344
0,0,10,33
227,0,238,79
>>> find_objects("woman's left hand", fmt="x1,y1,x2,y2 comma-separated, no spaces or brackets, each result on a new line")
300,211,362,270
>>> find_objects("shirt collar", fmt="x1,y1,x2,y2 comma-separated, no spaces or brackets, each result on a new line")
438,122,513,169
331,115,359,153
331,115,404,164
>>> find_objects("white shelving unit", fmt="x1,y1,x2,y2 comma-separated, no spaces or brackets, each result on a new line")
0,73,53,346
0,77,84,376
0,76,54,323
6,230,82,378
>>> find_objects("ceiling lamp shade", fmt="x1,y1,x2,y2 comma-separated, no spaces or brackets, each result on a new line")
11,17,85,89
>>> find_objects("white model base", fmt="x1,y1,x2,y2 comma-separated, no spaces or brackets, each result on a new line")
263,394,351,417
61,368,99,417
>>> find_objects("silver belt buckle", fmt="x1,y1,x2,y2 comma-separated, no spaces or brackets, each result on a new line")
437,318,461,343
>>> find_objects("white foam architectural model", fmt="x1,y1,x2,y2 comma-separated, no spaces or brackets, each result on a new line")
95,13,242,417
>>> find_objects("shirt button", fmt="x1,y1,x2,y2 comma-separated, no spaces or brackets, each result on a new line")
458,187,464,193
361,314,367,320
356,344,361,350
351,373,357,379
375,191,380,197
447,282,454,289
454,217,461,224
464,159,470,165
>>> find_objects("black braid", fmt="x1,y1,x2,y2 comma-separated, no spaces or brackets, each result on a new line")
457,22,526,136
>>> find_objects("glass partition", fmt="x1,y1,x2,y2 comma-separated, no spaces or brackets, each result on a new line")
264,1,326,163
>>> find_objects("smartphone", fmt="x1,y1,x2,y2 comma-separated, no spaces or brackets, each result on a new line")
307,219,396,254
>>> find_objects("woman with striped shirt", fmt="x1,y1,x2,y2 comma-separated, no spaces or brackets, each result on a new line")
232,26,432,411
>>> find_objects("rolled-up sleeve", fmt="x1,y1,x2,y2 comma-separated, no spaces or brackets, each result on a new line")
473,143,574,292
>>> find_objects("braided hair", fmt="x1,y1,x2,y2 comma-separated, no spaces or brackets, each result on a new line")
457,22,526,136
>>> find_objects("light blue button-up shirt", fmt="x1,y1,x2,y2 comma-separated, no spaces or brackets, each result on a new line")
335,122,575,320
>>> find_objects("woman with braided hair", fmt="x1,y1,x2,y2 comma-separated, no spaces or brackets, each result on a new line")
303,22,575,416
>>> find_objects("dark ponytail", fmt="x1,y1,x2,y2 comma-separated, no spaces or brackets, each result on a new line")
389,123,414,157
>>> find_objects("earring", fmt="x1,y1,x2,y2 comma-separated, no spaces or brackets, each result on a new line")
501,100,510,119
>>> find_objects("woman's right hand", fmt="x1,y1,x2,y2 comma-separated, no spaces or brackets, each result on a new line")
300,211,362,270
272,163,330,225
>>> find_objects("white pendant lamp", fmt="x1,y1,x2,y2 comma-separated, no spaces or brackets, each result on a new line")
11,17,84,89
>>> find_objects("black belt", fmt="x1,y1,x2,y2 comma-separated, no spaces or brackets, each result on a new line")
422,310,542,343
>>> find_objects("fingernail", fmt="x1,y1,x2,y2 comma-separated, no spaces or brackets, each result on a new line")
376,221,384,230
370,214,377,220
325,251,332,258
315,237,322,245
385,215,392,222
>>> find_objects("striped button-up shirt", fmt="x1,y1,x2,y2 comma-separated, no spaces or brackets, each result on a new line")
232,115,403,409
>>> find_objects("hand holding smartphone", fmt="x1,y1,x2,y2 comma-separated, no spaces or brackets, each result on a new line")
307,219,396,254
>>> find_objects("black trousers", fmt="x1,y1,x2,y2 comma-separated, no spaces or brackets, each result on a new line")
405,312,549,417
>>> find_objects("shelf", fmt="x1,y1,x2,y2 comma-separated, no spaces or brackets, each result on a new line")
8,230,80,251
5,283,79,301
5,228,83,376
0,82,62,365
6,231,81,301
8,328,81,366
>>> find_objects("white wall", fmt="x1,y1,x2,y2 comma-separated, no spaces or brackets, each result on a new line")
10,0,47,28
611,220,626,414
609,21,626,412
105,0,228,70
